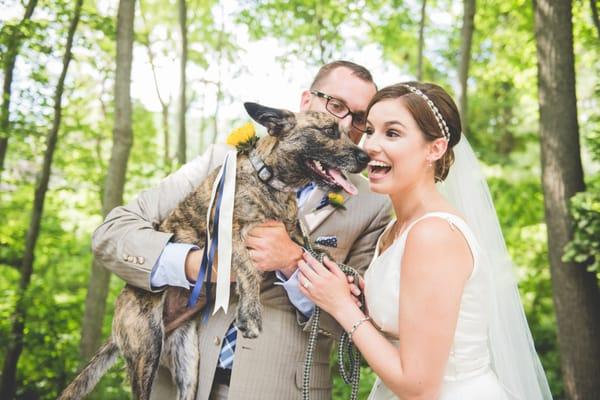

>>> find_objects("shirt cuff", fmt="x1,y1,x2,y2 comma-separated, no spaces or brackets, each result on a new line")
275,269,315,318
150,243,199,290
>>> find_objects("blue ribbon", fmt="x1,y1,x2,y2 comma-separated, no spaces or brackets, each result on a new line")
187,161,228,323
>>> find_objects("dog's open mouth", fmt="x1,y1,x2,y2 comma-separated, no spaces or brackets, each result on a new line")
306,159,358,195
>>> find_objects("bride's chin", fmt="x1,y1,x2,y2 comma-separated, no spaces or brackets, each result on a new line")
368,181,391,195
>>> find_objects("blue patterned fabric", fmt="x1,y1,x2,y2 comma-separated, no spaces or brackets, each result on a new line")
315,235,338,248
218,324,238,369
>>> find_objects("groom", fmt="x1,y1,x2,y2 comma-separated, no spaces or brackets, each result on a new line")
92,60,392,399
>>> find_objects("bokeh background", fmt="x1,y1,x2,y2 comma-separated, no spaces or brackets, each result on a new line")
0,0,599,398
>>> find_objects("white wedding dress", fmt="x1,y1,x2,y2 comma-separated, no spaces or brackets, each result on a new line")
364,212,509,400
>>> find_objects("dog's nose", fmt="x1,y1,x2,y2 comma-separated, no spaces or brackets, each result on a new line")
355,148,370,166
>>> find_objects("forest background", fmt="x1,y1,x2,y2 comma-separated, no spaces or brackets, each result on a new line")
0,0,599,399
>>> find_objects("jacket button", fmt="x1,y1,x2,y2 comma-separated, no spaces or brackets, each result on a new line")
127,256,135,263
214,336,221,346
123,254,128,261
137,256,145,264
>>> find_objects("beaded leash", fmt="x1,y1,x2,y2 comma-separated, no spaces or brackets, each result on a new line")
301,233,366,400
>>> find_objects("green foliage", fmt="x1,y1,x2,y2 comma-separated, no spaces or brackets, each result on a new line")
563,185,600,281
467,0,539,164
488,175,563,396
237,0,358,65
332,364,377,399
563,83,600,284
366,0,458,83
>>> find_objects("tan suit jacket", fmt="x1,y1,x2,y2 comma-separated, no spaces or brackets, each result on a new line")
92,143,392,400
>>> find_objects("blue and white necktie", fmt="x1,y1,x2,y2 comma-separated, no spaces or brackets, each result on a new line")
218,324,238,369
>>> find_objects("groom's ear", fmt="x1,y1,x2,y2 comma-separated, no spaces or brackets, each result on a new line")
428,137,449,161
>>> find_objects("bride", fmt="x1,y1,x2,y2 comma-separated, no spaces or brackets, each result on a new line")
297,82,552,399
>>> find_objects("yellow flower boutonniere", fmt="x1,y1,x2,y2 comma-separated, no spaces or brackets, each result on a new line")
315,191,346,211
226,122,258,154
327,192,346,210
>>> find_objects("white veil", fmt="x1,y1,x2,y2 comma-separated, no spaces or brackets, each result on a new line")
436,136,553,399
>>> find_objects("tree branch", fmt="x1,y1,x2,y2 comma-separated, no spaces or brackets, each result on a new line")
0,257,21,269
592,0,600,41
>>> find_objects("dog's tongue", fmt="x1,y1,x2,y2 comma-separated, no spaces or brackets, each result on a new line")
329,169,358,196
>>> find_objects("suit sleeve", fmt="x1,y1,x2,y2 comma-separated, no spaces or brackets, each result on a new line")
91,144,231,291
299,198,393,337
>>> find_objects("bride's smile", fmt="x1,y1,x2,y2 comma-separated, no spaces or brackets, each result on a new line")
362,98,447,197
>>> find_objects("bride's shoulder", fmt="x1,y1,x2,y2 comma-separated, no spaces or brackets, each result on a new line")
402,216,474,278
405,216,462,247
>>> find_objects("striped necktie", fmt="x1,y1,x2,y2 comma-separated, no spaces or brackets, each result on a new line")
218,324,238,369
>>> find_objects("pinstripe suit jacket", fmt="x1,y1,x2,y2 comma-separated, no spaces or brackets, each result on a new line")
92,143,392,400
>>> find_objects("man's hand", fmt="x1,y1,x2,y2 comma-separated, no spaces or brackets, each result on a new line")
246,220,304,278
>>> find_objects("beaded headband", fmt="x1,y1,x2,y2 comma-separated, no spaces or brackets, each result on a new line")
401,84,451,141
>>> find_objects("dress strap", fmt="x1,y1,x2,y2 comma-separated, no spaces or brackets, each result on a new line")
400,212,479,277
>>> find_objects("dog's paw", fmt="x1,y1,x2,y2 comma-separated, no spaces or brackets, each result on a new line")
236,314,262,339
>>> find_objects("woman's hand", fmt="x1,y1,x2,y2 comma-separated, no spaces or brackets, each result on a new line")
297,252,360,318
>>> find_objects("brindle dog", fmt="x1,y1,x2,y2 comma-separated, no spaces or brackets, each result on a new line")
58,103,369,400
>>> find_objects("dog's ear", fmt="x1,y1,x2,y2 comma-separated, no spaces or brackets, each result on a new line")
244,102,296,136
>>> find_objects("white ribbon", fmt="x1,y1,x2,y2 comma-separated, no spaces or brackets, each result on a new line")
212,150,237,315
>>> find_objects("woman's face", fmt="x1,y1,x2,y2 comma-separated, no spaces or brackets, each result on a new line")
363,98,431,195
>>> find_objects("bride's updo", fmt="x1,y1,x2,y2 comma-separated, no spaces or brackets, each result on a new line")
366,82,462,182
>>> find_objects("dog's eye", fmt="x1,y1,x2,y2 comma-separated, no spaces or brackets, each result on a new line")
323,127,339,139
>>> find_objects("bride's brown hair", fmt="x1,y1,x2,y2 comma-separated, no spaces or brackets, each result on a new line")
366,82,462,182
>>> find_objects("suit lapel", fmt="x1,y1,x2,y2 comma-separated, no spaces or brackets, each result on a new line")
299,186,349,234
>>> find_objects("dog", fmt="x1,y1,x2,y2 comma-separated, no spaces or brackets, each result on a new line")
58,102,369,400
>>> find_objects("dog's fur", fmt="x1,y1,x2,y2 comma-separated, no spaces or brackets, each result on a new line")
58,103,369,400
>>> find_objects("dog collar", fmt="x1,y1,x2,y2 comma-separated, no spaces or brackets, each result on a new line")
249,150,296,192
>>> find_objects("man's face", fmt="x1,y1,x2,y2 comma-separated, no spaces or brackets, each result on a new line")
300,67,377,144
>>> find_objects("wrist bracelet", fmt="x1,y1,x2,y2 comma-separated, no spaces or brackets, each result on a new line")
348,316,370,342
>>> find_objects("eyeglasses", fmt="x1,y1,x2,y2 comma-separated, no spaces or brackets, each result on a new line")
310,90,367,130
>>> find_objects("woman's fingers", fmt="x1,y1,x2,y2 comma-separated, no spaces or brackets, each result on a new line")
302,251,329,276
297,259,320,282
349,283,361,297
298,272,310,295
323,256,346,279
358,276,366,290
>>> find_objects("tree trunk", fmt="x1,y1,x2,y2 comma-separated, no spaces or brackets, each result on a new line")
177,0,188,165
140,2,171,171
533,0,600,398
162,103,170,170
211,5,225,145
458,0,475,137
591,0,600,41
0,0,82,397
417,0,427,81
0,0,38,177
79,0,136,361
141,10,171,170
315,2,326,64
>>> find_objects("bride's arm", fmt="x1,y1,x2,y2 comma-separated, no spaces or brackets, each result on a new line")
298,218,473,400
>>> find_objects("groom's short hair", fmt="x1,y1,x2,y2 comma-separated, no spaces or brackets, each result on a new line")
310,60,376,90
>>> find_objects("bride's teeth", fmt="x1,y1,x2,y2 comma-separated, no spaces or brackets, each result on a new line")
368,160,390,168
